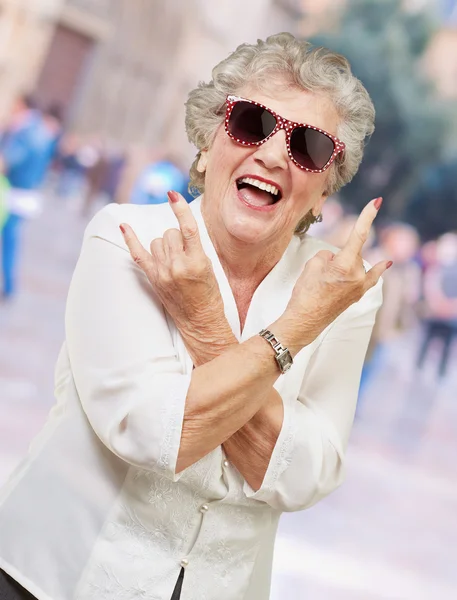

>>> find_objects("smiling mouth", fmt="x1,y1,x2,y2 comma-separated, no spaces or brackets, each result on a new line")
236,177,283,208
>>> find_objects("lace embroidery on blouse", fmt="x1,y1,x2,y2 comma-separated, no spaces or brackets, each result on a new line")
258,398,296,496
82,564,162,600
156,395,181,472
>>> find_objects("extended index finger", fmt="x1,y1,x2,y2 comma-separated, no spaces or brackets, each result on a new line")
119,223,152,269
167,190,202,252
338,197,382,262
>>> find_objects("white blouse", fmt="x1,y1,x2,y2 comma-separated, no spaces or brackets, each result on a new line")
0,197,382,600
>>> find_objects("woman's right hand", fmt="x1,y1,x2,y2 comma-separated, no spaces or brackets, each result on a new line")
277,198,391,352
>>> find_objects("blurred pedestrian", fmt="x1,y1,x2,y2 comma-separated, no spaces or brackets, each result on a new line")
103,143,126,204
326,212,371,249
0,174,9,230
81,138,108,217
0,100,63,298
130,155,189,205
0,95,38,145
417,232,457,378
54,134,88,200
360,223,421,395
310,196,344,240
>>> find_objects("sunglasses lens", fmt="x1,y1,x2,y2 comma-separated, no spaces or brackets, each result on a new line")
290,127,335,170
228,101,276,143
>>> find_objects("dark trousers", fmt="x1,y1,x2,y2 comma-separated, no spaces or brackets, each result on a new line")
0,568,185,600
0,570,35,600
171,568,185,600
417,319,457,378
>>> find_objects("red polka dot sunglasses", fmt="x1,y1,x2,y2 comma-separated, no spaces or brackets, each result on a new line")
225,95,345,173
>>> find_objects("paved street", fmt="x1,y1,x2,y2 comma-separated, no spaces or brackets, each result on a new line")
1,193,456,600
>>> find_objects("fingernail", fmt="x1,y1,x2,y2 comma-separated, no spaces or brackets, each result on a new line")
168,191,179,203
119,224,126,234
374,197,383,210
386,260,393,269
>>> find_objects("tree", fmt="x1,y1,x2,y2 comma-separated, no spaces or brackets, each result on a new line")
404,158,457,240
308,0,452,229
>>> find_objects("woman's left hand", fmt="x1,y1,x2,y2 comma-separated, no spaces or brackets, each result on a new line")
119,191,235,361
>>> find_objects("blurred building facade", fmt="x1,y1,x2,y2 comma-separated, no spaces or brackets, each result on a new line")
0,0,61,121
2,0,455,170
0,0,300,165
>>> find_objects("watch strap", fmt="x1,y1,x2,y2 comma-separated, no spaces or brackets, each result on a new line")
258,328,293,374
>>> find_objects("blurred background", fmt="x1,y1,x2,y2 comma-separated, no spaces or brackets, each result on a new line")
0,0,456,598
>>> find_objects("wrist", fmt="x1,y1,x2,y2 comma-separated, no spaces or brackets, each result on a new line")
176,316,238,366
268,313,311,358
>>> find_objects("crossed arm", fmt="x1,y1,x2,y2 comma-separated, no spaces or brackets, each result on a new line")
66,226,295,491
67,195,386,504
177,325,285,489
117,193,386,488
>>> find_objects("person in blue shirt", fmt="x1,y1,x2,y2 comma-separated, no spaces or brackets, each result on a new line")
0,99,62,298
130,157,192,205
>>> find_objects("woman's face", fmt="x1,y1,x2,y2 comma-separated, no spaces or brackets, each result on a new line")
201,85,340,251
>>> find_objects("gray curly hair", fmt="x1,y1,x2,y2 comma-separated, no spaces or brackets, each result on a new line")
185,32,375,236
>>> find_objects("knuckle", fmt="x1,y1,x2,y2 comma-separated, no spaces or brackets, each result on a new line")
356,266,366,280
150,239,163,255
195,261,210,276
183,224,198,239
196,254,210,269
163,228,180,239
159,269,172,285
332,260,350,277
355,228,368,245
170,261,186,279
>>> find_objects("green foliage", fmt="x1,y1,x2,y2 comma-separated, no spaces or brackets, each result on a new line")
309,0,452,235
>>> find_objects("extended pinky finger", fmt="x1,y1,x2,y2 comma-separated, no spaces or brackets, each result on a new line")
120,223,152,268
364,260,393,290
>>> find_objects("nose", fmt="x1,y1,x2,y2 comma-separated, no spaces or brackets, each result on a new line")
253,129,289,171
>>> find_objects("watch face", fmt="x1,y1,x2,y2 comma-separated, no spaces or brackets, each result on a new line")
277,350,293,372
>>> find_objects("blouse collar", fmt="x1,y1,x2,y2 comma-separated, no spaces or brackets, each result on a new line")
190,196,303,341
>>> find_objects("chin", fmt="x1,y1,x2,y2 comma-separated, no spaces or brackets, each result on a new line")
223,213,269,245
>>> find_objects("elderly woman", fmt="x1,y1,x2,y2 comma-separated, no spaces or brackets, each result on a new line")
0,33,389,600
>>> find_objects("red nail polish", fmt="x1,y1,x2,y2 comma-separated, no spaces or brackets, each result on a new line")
119,224,126,234
168,191,179,203
386,260,393,269
374,197,383,210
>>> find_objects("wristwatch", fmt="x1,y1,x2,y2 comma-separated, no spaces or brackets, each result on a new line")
258,329,293,374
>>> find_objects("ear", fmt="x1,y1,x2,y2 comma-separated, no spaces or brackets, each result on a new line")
197,150,208,173
312,194,327,217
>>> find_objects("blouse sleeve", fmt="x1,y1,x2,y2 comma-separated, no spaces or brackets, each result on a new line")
243,277,383,512
65,204,192,481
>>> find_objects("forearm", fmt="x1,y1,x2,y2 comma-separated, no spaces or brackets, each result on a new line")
177,317,295,489
222,390,283,490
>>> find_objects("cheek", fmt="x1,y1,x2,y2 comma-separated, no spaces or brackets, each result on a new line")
206,137,232,184
289,172,327,214
206,136,252,190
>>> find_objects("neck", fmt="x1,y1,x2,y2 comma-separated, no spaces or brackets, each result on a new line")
202,211,288,292
217,239,279,289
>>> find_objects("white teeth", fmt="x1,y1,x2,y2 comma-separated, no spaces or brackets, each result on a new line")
238,177,280,197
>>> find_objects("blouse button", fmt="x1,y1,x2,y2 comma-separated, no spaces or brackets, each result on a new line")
180,558,189,568
223,460,229,468
200,504,209,513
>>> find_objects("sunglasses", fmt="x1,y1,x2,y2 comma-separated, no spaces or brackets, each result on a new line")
225,95,345,173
